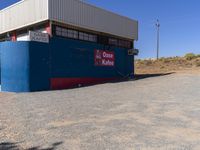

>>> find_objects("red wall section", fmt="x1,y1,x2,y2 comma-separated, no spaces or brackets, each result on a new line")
46,22,51,36
51,77,118,90
11,31,17,41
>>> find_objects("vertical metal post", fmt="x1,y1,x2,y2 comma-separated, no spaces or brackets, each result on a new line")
156,19,160,60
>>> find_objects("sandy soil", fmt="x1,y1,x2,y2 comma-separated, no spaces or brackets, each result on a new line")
0,71,200,150
135,57,200,75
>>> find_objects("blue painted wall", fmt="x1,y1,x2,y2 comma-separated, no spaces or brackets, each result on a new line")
1,42,50,92
0,37,134,92
0,43,1,84
1,42,30,92
50,37,133,78
29,42,50,91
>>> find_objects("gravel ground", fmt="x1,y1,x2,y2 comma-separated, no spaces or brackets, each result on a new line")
0,72,200,150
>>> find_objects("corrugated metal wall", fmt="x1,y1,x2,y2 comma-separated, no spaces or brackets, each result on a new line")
49,0,138,40
0,0,48,34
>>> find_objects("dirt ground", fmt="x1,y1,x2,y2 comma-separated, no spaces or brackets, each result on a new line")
135,57,200,74
0,62,200,150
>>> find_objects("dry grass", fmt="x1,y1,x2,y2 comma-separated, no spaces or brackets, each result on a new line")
136,55,200,74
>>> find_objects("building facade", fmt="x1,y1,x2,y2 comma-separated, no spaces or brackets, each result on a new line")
0,0,138,92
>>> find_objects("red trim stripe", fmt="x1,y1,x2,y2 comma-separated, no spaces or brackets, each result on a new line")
50,77,117,90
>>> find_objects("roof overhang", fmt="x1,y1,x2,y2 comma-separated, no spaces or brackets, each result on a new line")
0,0,138,40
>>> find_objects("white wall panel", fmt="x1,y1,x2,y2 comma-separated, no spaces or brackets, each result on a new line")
0,0,48,34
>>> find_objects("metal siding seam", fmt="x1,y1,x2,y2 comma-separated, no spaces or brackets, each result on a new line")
47,0,49,19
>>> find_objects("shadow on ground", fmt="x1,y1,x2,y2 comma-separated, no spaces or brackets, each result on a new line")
25,72,175,93
0,142,63,150
134,72,175,80
110,72,175,84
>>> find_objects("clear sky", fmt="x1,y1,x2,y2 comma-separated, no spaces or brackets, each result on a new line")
1,0,200,58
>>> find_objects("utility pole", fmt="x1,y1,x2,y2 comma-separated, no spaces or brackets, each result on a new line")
155,19,160,60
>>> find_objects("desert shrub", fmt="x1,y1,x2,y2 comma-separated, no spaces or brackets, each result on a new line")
159,57,171,63
159,57,166,61
163,59,171,63
194,59,200,67
196,62,200,67
163,57,181,63
158,57,167,62
136,59,145,65
136,58,141,61
143,60,152,65
185,53,196,60
177,59,186,65
160,66,165,69
196,54,200,58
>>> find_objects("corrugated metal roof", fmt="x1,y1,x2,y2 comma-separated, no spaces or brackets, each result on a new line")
0,0,138,40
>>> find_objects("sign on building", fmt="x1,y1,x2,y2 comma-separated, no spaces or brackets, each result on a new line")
29,31,49,43
94,50,115,67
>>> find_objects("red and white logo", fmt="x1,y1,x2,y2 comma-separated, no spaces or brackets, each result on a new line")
94,50,115,67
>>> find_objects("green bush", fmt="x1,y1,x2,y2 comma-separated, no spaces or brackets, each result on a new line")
185,53,196,60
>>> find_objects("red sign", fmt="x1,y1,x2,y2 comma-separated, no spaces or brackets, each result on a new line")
94,50,115,66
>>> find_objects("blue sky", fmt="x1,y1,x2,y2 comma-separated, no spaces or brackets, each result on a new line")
1,0,200,58
0,0,20,9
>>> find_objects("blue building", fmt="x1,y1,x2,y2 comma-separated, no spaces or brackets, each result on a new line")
0,0,138,92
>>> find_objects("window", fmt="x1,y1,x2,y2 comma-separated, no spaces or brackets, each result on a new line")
0,35,6,42
53,25,132,47
118,39,132,49
79,32,84,40
109,38,118,46
68,29,77,39
89,34,97,42
118,40,125,47
125,41,132,48
108,38,132,48
79,32,97,42
98,36,108,45
56,26,62,36
67,29,78,39
53,25,97,43
61,28,67,37
55,26,78,39
83,33,89,41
